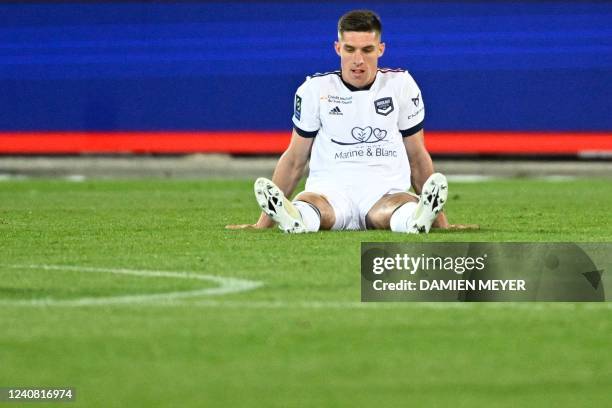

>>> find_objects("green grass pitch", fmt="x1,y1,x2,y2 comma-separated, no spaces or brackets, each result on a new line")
1,178,611,407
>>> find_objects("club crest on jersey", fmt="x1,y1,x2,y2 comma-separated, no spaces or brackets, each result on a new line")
374,97,394,116
294,95,302,120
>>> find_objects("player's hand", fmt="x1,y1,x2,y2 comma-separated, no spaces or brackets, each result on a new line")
432,212,449,229
447,223,480,230
225,223,259,230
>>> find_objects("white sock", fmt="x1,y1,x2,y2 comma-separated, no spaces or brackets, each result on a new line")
293,201,321,232
389,201,418,233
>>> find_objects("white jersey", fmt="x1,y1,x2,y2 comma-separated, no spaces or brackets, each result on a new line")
291,69,425,193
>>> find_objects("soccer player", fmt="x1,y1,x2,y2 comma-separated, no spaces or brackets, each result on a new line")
229,10,455,234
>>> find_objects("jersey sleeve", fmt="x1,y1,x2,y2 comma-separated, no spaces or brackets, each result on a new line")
291,77,320,138
397,72,425,137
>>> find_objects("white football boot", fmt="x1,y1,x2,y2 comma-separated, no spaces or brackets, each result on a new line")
406,172,448,233
254,177,306,233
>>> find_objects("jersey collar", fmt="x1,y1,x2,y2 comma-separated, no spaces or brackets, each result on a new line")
339,72,377,92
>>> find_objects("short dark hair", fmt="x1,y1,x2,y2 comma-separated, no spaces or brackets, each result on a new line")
337,10,382,39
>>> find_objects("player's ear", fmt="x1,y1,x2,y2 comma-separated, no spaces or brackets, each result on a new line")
334,41,341,56
378,42,386,57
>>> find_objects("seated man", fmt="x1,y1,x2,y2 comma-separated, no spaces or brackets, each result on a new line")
229,9,451,234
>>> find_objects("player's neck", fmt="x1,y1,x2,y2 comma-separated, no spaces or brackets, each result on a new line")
340,73,376,92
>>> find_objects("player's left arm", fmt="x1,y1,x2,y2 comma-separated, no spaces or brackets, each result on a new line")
403,129,449,229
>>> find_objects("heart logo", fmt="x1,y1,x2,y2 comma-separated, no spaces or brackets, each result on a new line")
351,126,373,142
372,128,387,141
331,126,388,145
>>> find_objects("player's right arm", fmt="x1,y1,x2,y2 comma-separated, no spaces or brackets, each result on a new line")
227,76,319,230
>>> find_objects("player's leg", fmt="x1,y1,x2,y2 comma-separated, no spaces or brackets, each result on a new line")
254,178,334,233
294,192,335,230
366,173,448,233
366,192,418,229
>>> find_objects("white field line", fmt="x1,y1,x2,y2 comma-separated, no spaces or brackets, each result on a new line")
0,264,263,306
447,175,578,183
2,265,610,309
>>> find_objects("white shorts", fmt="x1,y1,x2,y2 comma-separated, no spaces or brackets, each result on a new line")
302,182,409,230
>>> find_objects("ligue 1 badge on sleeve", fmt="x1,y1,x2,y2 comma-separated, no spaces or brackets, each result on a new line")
374,97,394,116
294,95,302,120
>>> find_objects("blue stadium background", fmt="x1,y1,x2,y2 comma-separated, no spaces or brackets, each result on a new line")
0,1,611,135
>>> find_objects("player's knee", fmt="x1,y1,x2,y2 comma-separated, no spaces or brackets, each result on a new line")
366,211,389,230
366,193,418,230
294,192,335,230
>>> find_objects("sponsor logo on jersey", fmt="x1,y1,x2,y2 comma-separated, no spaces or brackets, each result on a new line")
374,97,394,116
412,93,421,107
328,95,353,105
294,95,302,120
407,106,424,120
329,106,343,115
333,147,397,159
331,126,388,145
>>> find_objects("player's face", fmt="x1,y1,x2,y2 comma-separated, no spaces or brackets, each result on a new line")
335,31,385,88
